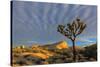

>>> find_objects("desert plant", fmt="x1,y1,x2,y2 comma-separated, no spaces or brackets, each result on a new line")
57,18,86,61
47,54,62,64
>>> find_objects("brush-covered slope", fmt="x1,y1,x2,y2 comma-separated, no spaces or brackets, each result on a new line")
12,41,97,66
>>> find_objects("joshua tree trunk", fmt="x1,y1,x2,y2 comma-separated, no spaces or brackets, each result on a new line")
72,40,76,62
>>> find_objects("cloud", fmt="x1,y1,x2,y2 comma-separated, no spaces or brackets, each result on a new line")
26,41,39,44
76,36,96,43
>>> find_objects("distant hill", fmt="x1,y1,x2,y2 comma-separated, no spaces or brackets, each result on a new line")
42,40,69,49
69,46,85,51
83,43,97,60
84,43,97,49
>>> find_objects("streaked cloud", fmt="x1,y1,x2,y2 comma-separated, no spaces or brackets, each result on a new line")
76,38,96,43
12,1,97,46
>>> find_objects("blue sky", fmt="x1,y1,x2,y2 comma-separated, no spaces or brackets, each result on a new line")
12,1,97,46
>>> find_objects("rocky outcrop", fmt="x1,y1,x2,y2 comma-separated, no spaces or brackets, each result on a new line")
56,41,69,49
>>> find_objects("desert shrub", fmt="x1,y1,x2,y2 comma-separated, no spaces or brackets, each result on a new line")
63,58,73,63
61,49,73,58
13,53,20,58
51,48,73,58
24,56,46,65
47,48,73,64
47,54,61,64
15,59,27,66
55,59,64,63
47,54,73,64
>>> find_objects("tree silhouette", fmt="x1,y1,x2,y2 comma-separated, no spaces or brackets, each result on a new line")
57,18,86,61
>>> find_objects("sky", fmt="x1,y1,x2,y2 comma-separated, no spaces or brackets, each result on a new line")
12,1,97,47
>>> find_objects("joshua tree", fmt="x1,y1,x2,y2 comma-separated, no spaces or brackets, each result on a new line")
57,18,86,61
